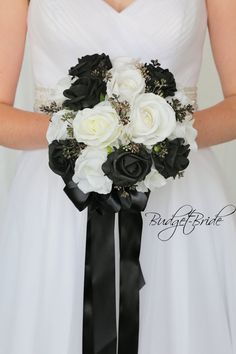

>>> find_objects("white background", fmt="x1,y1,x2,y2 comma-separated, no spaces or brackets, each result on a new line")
0,32,236,217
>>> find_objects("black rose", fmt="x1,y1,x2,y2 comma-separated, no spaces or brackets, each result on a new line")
152,138,190,178
102,146,152,187
49,140,75,182
69,53,112,79
62,76,106,111
145,63,177,98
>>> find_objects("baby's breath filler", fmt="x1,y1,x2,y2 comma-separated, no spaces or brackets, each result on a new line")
122,142,141,154
152,141,168,159
39,101,62,116
169,98,194,122
62,139,85,161
109,94,130,125
61,111,77,122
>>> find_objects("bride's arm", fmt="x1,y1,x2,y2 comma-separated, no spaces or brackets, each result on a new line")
0,0,49,150
194,0,236,148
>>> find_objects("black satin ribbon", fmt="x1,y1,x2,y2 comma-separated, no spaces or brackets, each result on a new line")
87,206,117,354
118,209,143,354
63,181,149,354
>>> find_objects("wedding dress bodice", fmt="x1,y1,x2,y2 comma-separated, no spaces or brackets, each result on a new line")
27,0,208,88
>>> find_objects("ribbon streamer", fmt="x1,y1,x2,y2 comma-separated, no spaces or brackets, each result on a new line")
118,209,143,354
64,181,148,354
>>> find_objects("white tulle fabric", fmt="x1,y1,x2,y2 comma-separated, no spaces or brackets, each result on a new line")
0,1,236,354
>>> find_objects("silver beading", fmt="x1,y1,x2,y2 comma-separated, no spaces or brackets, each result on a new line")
33,85,198,113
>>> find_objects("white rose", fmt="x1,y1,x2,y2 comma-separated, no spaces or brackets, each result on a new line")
168,90,191,106
167,91,198,150
106,66,145,103
119,124,133,145
136,169,167,192
72,147,112,194
46,109,71,143
130,93,176,146
170,117,198,150
50,76,75,104
111,56,140,69
144,169,167,190
73,101,121,147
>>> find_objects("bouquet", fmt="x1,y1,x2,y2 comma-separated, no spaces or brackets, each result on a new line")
45,54,196,196
42,53,197,354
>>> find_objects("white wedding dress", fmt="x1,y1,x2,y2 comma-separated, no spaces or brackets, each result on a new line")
0,0,236,353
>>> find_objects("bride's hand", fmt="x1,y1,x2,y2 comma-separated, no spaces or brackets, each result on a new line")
0,0,49,150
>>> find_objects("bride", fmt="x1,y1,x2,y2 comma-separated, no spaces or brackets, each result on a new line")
0,0,236,353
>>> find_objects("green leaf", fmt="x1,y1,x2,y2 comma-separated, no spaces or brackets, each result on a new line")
106,146,113,154
100,93,106,102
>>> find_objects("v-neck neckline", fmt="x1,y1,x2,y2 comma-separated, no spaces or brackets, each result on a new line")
101,0,138,15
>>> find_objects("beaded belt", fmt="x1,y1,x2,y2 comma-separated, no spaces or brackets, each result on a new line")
33,85,198,113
